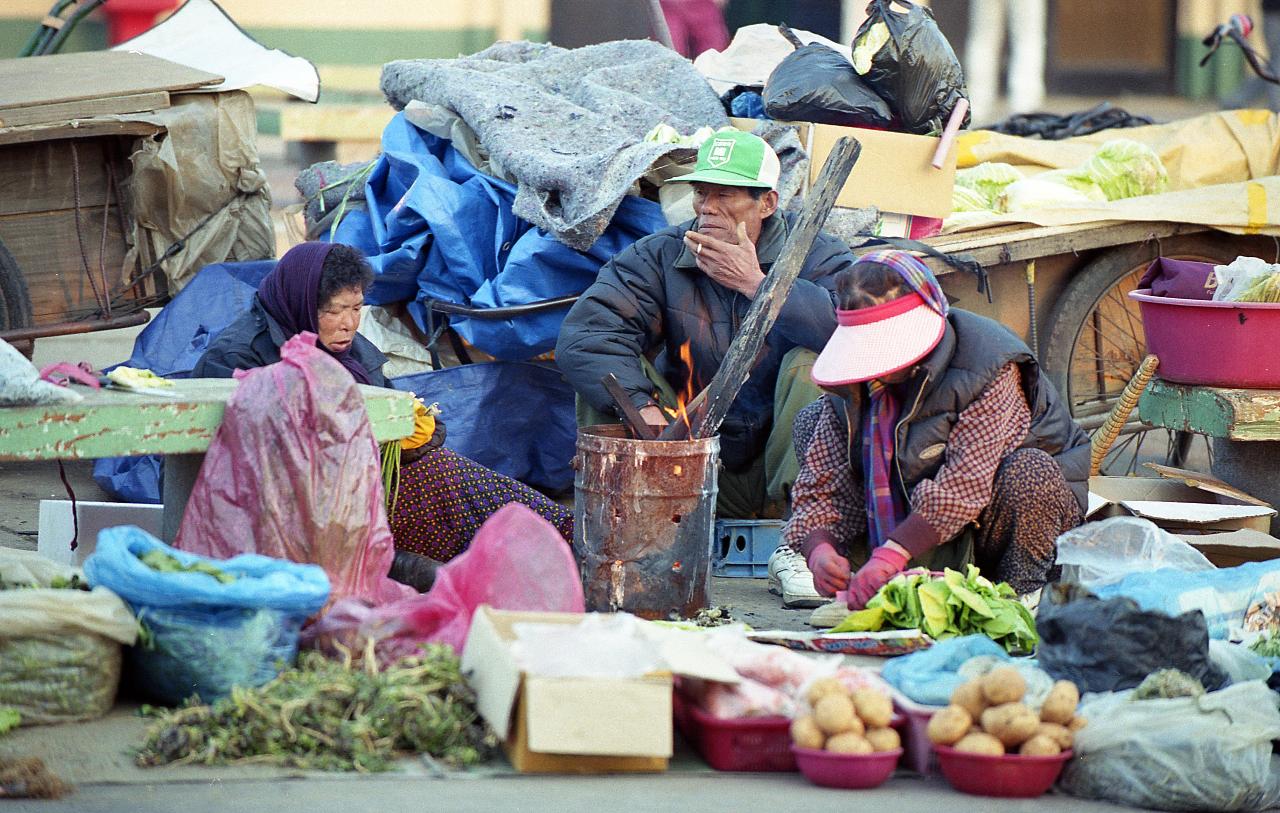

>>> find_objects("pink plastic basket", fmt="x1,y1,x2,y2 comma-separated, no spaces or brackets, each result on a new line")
791,745,902,789
890,691,943,775
1131,289,1280,388
934,745,1072,798
674,695,796,772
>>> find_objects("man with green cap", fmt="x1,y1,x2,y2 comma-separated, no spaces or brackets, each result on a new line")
556,129,856,608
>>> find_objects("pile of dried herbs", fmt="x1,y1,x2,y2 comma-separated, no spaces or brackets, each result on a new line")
136,642,495,772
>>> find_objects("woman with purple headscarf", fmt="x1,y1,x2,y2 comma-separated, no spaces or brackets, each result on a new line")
193,242,573,590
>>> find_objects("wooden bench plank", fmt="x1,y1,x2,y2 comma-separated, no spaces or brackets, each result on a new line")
1139,378,1280,441
0,378,415,461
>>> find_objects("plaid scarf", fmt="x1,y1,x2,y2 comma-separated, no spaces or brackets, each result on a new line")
863,380,906,548
856,250,947,547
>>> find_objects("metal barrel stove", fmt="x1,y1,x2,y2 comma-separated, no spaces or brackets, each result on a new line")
573,424,719,619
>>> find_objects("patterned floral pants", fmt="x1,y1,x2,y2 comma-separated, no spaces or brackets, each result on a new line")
387,447,573,561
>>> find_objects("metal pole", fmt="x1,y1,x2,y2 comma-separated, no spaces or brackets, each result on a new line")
644,0,676,50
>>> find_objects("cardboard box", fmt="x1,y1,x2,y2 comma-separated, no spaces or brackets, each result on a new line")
462,607,702,774
1087,465,1276,534
37,500,163,567
1176,528,1280,567
730,118,956,218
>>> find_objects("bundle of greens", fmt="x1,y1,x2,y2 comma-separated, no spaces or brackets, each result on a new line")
829,565,1038,654
136,642,495,772
0,574,88,591
137,550,236,585
1249,632,1280,658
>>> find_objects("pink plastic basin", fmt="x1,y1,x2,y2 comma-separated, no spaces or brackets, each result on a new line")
1131,289,1280,388
933,745,1072,798
791,745,902,789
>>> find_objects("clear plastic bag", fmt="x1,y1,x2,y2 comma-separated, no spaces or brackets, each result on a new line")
0,338,83,406
0,548,137,725
1055,517,1213,590
174,333,412,606
1061,681,1280,811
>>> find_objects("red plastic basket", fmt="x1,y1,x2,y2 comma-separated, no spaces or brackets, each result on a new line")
792,745,901,789
933,745,1072,798
674,695,796,772
1131,288,1280,388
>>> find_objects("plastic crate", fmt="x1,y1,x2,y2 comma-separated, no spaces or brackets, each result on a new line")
674,693,796,772
712,519,782,578
890,688,944,775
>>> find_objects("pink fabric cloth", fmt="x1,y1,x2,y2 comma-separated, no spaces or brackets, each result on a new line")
660,0,729,58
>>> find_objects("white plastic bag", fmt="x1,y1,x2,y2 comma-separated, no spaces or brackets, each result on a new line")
1061,681,1280,811
0,339,83,406
1213,256,1280,302
1055,517,1213,590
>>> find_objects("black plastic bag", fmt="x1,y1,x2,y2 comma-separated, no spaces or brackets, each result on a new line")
1035,584,1228,694
851,0,969,134
763,43,893,128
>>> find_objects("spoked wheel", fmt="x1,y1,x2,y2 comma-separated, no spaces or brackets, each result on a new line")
1040,236,1226,476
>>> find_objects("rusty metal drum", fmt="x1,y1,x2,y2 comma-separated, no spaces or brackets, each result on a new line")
573,424,720,620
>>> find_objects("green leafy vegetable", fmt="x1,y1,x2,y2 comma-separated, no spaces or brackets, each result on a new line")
1249,632,1280,658
138,549,236,584
1071,138,1169,201
829,565,1038,654
0,707,20,735
955,162,1024,209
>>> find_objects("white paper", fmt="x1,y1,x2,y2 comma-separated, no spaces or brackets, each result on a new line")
1120,500,1276,524
113,0,319,102
693,23,853,96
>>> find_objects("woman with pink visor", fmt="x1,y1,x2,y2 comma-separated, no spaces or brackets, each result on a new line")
783,250,1090,614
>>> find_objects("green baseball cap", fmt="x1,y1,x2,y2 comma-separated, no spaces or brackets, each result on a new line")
669,129,780,190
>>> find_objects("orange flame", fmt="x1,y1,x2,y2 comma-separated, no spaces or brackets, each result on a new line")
675,340,695,433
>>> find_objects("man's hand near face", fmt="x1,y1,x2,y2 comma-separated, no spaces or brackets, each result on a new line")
683,222,766,299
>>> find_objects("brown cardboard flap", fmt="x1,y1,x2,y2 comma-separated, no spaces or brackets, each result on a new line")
1144,464,1274,509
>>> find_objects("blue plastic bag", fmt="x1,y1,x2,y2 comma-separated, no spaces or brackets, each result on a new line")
85,526,330,704
1093,559,1280,639
880,634,1008,706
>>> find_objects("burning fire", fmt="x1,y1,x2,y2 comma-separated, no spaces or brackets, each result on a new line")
674,340,695,433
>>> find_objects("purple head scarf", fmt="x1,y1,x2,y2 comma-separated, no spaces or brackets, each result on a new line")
256,241,371,384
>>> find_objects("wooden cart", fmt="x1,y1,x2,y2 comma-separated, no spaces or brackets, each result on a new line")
865,220,1279,474
0,51,222,353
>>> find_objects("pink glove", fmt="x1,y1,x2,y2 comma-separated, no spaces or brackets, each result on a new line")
847,545,910,609
806,542,851,597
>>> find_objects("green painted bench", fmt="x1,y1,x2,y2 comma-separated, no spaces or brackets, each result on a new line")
0,378,415,539
1139,378,1280,441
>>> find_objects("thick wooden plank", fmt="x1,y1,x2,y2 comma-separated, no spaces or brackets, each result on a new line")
1139,378,1280,441
0,91,170,129
853,220,1208,275
0,52,220,112
0,379,416,461
0,120,164,148
0,138,114,217
0,205,132,323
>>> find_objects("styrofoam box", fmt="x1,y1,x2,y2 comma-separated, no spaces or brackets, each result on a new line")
37,500,162,567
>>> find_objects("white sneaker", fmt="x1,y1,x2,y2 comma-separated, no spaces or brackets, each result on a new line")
767,545,825,608
807,599,852,629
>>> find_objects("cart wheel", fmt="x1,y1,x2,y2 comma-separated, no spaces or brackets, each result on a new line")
1040,235,1229,475
0,238,33,333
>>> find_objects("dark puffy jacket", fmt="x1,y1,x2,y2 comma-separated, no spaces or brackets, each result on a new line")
833,309,1091,513
192,297,390,387
556,212,853,470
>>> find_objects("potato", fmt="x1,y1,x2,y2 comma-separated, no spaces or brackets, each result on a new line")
826,732,874,754
925,705,972,746
980,702,1040,747
791,715,825,750
1019,735,1061,756
1040,680,1081,725
814,694,862,736
1067,716,1088,733
951,680,987,722
981,667,1027,705
865,727,901,752
806,677,845,708
852,688,894,729
954,731,1005,756
1035,722,1073,751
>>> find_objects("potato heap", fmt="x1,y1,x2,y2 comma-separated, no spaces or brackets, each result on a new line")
926,667,1086,757
790,678,900,754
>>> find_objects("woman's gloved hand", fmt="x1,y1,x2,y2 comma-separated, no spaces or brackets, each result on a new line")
402,400,442,450
847,543,909,609
806,539,851,597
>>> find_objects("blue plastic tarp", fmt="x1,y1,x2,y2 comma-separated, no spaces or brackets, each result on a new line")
392,361,576,495
333,113,666,361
